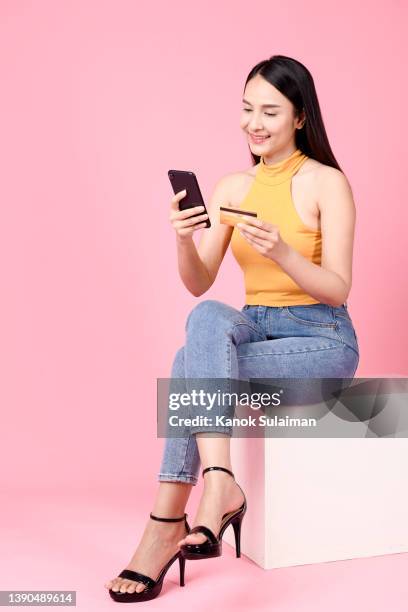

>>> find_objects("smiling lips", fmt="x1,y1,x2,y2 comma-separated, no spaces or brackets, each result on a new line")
249,134,270,143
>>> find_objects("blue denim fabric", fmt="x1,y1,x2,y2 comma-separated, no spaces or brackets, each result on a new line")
158,299,359,485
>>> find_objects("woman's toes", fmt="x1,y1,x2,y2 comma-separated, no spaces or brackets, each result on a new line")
119,580,133,593
108,577,147,594
110,578,122,592
179,532,207,546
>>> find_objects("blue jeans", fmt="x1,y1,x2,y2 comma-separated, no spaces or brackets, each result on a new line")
158,299,359,485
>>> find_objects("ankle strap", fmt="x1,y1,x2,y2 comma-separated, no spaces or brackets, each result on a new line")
202,466,235,479
150,512,188,522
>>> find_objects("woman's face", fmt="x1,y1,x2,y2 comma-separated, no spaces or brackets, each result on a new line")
240,74,304,156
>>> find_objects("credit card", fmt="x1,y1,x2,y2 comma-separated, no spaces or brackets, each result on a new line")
219,205,257,227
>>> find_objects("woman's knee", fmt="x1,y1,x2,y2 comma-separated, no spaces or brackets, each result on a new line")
185,299,236,333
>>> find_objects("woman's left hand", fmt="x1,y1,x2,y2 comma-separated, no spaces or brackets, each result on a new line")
237,218,289,264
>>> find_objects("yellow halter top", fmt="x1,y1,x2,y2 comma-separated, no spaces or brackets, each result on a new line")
230,148,322,306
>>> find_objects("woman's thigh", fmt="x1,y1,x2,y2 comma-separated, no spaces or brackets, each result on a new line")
237,336,359,379
239,303,359,379
236,337,359,407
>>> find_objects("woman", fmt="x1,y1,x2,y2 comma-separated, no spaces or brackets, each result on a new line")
106,54,359,602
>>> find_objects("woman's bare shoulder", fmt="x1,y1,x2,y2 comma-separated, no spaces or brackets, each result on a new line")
219,164,259,184
298,158,351,199
216,164,259,200
313,161,352,194
205,169,251,211
301,156,345,179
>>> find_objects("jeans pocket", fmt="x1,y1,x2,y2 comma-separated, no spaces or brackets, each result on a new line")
284,304,337,328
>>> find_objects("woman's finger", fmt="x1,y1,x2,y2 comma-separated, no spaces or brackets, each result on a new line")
238,223,273,240
181,213,208,227
240,230,270,249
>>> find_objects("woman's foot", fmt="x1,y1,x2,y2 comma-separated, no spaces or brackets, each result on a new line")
104,515,188,595
177,470,244,546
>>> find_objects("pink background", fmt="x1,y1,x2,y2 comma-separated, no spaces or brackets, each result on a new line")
0,2,407,609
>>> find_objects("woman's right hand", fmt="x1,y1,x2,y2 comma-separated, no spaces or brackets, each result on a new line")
170,189,209,240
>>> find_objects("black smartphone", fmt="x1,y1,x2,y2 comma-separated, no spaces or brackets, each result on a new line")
168,169,211,228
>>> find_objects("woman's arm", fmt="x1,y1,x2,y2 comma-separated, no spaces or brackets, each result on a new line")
238,167,356,307
176,175,234,296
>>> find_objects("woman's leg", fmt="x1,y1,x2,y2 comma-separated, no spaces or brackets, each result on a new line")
106,348,202,596
105,480,193,595
176,433,246,547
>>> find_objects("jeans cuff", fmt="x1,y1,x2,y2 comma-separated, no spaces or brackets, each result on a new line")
158,473,198,485
190,427,233,437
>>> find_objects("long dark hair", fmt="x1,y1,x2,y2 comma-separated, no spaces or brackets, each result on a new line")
244,55,342,172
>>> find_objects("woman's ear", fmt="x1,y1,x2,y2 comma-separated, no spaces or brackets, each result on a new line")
296,108,306,129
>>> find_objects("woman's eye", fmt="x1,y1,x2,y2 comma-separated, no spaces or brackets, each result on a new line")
242,108,276,117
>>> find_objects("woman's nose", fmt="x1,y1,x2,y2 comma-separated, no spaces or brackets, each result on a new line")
248,114,264,131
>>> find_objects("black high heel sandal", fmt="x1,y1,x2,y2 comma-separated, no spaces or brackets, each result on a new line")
109,512,190,603
180,466,247,560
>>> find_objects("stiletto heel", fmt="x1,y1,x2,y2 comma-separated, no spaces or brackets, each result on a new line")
109,512,190,603
180,466,247,561
179,554,185,586
231,513,243,557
